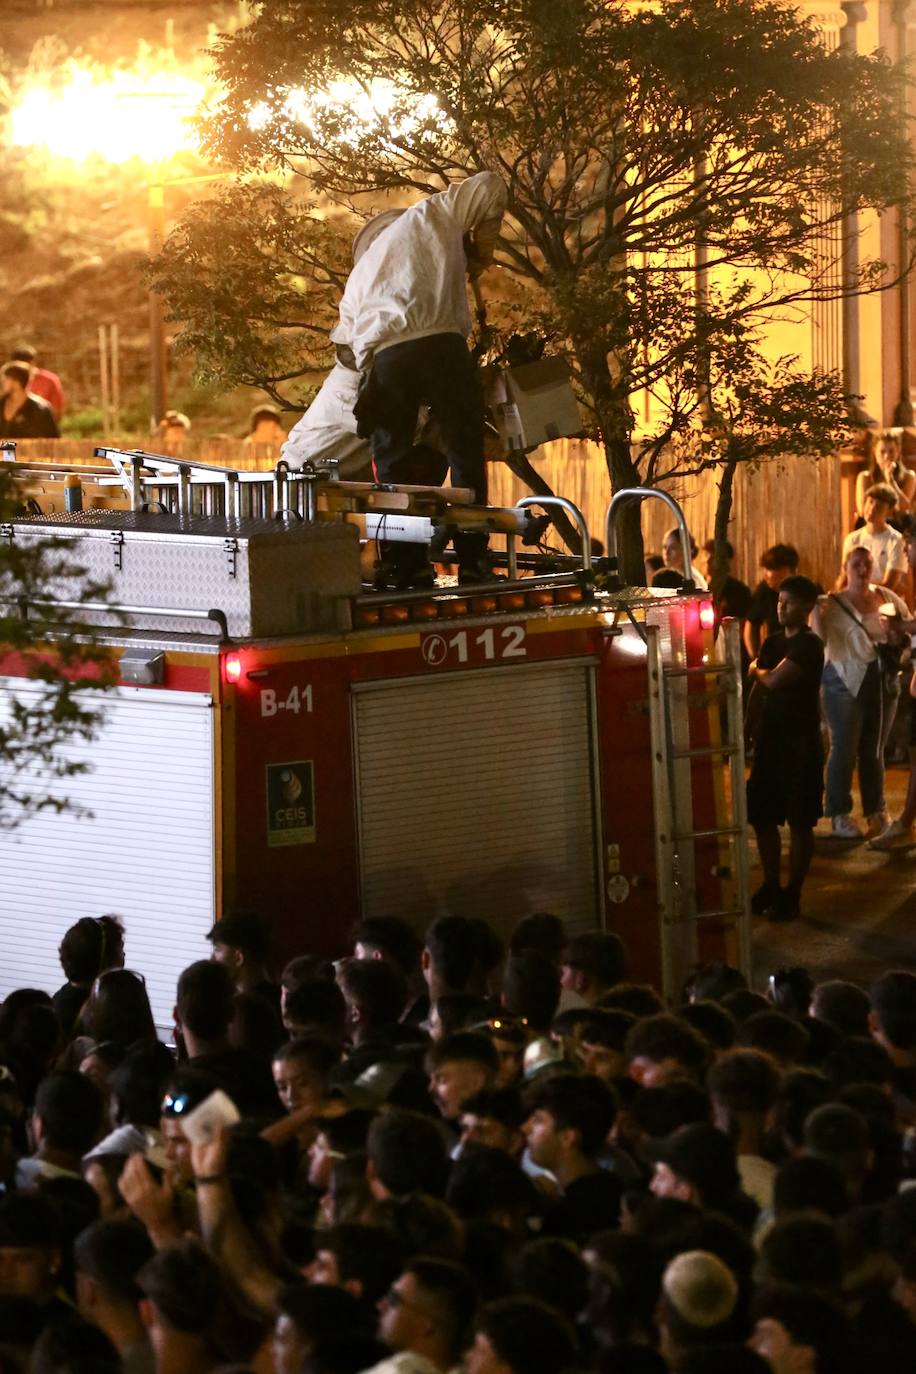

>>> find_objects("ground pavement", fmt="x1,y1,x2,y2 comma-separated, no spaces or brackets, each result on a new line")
751,764,916,988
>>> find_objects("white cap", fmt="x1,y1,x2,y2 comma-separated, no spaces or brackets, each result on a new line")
662,1251,739,1328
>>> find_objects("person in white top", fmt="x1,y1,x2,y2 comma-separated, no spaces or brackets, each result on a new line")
810,545,908,840
708,1049,780,1212
854,430,915,522
659,526,709,590
332,173,507,376
840,483,908,595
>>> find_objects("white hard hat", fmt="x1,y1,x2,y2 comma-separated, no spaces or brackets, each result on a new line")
352,209,405,263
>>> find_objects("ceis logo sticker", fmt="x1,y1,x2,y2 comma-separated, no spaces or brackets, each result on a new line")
266,761,315,847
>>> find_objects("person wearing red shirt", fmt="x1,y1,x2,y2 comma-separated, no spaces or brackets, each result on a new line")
0,361,59,439
11,344,64,420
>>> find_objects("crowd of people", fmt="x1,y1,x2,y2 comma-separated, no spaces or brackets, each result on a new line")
1,908,916,1374
0,345,291,452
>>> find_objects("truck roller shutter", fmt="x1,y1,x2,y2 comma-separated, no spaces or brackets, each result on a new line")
353,661,602,939
0,682,216,1034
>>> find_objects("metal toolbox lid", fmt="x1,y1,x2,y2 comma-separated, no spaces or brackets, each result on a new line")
9,511,357,547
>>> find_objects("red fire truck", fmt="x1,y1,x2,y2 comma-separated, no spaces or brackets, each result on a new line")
0,449,750,1032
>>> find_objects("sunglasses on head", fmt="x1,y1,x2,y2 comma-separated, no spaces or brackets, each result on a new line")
161,1091,191,1117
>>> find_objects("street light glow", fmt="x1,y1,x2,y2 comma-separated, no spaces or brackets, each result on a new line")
9,60,207,164
9,54,448,167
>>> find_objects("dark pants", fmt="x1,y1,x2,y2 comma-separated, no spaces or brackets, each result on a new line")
370,333,487,569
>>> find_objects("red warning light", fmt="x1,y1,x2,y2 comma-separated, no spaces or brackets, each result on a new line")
225,652,242,683
699,601,716,631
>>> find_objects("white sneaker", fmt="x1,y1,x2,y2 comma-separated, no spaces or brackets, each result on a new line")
832,814,863,840
865,811,889,840
868,818,913,851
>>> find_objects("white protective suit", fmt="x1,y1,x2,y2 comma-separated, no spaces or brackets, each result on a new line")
330,170,507,372
280,362,371,477
282,171,506,476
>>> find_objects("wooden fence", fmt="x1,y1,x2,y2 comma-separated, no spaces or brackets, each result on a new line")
9,435,847,590
492,441,844,590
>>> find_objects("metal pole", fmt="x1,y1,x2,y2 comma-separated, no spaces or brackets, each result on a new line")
177,464,191,520
840,3,869,422
98,325,110,434
722,617,752,979
507,533,518,581
110,324,121,434
130,455,144,511
894,0,914,426
301,461,319,522
148,184,168,431
273,461,289,518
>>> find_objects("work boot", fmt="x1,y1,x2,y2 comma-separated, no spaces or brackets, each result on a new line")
458,559,501,586
454,530,492,584
373,541,435,592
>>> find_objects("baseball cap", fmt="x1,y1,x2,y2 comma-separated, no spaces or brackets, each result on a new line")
652,1123,740,1203
327,1060,431,1113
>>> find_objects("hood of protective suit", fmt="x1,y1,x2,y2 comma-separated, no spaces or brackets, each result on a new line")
352,209,406,263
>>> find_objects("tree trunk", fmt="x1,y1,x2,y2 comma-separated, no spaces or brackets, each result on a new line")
711,448,739,597
602,433,646,585
572,334,646,584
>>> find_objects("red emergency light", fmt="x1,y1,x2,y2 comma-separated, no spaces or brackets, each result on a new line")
224,651,242,684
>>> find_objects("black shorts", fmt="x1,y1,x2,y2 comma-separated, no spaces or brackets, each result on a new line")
747,733,823,830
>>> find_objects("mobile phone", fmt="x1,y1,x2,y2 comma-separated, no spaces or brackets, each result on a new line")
180,1089,240,1147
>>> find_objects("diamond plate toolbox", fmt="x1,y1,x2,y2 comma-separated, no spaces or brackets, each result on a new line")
5,512,362,637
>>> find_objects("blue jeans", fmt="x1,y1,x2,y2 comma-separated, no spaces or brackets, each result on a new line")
822,661,897,817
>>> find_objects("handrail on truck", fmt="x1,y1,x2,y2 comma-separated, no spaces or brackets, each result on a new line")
604,488,694,592
513,496,593,584
3,596,230,641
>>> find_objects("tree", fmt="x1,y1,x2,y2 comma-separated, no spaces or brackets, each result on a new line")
613,277,854,593
151,181,349,409
0,470,115,828
153,0,913,579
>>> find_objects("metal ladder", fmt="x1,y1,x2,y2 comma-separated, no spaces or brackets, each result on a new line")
602,485,751,1001
647,614,751,1000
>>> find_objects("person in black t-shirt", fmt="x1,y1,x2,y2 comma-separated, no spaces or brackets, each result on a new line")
699,539,753,624
523,1075,621,1245
174,961,281,1119
743,543,800,660
699,538,754,677
746,576,824,922
0,361,59,439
